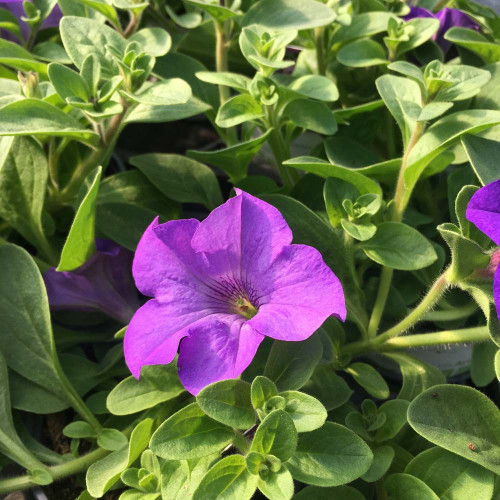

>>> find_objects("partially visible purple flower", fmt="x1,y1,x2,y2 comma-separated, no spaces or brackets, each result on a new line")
466,179,500,322
44,240,142,324
124,190,346,395
0,0,62,43
404,5,479,52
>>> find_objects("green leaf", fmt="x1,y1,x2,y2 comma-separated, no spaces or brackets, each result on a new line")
215,94,263,128
48,62,89,101
444,27,500,63
0,352,52,478
197,379,255,430
63,421,97,438
251,376,279,412
185,0,236,23
130,153,222,211
438,223,489,282
331,12,395,44
345,362,389,399
408,384,500,474
107,364,184,415
187,130,272,184
165,4,202,29
286,422,373,486
385,473,440,500
258,467,294,500
129,28,171,57
406,447,495,500
60,16,125,77
340,219,377,242
0,99,99,145
495,350,500,382
403,110,500,210
73,0,120,27
193,455,258,500
150,403,234,460
462,135,500,185
0,38,48,76
414,102,454,122
471,341,497,387
0,137,48,250
280,391,327,433
360,222,437,270
323,178,359,228
293,485,365,499
361,445,394,482
302,367,353,412
0,244,69,402
395,18,440,57
264,335,323,392
286,75,339,102
57,167,101,271
285,99,337,135
97,428,129,451
123,79,191,106
251,410,297,461
434,64,491,102
374,399,409,442
86,419,153,497
161,454,218,500
385,352,446,401
196,71,251,93
337,39,388,68
376,74,421,148
242,0,335,30
284,157,382,196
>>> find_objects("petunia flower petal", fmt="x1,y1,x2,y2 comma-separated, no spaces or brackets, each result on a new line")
44,239,140,324
248,244,346,341
177,314,264,395
434,8,479,52
466,179,500,246
133,217,204,297
190,190,292,279
403,6,435,21
124,297,213,379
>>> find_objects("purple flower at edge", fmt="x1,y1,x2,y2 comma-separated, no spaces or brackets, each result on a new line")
466,179,500,323
124,190,346,395
404,6,479,52
0,0,62,43
44,240,142,324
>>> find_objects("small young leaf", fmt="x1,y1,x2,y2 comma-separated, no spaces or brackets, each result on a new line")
197,379,255,430
251,410,297,461
385,473,440,500
150,403,234,460
345,362,390,399
193,455,258,499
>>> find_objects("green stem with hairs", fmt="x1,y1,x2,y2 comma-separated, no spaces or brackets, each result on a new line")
343,326,490,358
314,27,327,76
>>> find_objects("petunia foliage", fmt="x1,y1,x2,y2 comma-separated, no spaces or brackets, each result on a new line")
0,0,499,499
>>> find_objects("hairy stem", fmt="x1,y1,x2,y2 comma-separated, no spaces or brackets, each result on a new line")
373,270,450,346
344,326,489,357
0,447,109,495
367,267,394,338
314,27,326,76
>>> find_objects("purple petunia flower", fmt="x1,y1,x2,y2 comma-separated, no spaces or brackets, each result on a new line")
404,6,479,52
124,190,346,395
0,0,62,43
44,240,142,324
466,179,500,323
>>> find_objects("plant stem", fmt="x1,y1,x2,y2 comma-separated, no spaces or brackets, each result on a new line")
314,27,326,75
0,446,109,495
344,326,490,357
422,301,477,322
373,270,450,346
267,127,298,190
393,122,424,222
367,267,394,338
215,20,238,146
367,121,426,336
57,102,129,204
232,430,251,455
380,326,489,350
